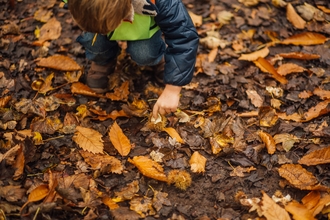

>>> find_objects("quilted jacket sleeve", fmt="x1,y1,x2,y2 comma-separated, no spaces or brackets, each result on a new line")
153,0,199,86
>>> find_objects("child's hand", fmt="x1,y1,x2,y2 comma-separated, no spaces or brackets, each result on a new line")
152,84,182,119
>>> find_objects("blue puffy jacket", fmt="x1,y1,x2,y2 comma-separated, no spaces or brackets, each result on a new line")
151,0,199,86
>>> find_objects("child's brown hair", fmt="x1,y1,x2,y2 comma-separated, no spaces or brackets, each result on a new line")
68,0,132,34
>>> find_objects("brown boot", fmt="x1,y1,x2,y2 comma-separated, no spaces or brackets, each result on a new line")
153,57,165,84
86,60,117,93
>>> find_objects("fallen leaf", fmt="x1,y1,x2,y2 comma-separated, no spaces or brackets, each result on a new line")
21,184,49,212
163,127,185,144
278,52,320,60
285,200,315,220
278,164,328,190
298,146,330,166
261,191,291,220
188,11,202,27
286,3,306,29
246,89,263,107
281,32,327,45
37,55,82,71
71,82,106,98
109,121,131,156
128,156,167,182
299,90,313,99
0,185,26,202
129,196,155,218
102,196,119,210
34,17,62,44
273,133,299,152
106,81,129,101
189,151,207,173
239,47,269,61
230,166,256,177
12,146,24,180
254,57,288,84
258,130,276,154
313,88,330,100
73,126,104,154
259,106,278,127
0,95,11,108
113,180,139,202
277,63,306,76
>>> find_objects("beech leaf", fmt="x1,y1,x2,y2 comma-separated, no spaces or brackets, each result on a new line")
73,126,104,154
163,127,185,144
238,47,269,61
254,57,288,84
189,151,207,173
21,184,49,212
258,130,276,154
285,200,315,220
109,121,131,156
286,3,306,29
298,146,330,166
278,52,320,60
277,63,306,76
71,82,106,98
37,55,82,71
281,32,327,45
128,156,167,182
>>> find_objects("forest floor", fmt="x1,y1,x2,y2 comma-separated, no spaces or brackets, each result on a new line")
1,0,330,219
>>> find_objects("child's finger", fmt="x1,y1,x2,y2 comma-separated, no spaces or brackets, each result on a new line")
152,104,160,119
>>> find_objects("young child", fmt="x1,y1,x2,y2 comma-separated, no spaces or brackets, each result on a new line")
64,0,199,119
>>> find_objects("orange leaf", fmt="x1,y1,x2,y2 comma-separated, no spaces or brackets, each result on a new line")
276,63,305,76
13,145,24,180
21,184,49,212
238,47,269,61
303,99,330,121
189,151,207,173
71,82,106,98
278,52,320,60
281,32,327,45
73,126,104,154
299,90,313,99
105,81,129,101
261,191,291,220
109,121,131,156
317,5,330,14
258,130,276,154
163,127,185,144
37,55,82,71
298,146,330,166
286,3,306,29
285,201,315,220
128,156,167,182
102,196,119,210
0,95,11,108
313,88,330,100
254,57,288,84
278,164,328,190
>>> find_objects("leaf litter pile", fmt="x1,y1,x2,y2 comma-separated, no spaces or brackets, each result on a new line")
1,0,330,219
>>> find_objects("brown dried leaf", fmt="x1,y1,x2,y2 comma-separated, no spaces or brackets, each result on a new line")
277,63,306,76
189,151,207,173
317,5,330,14
64,71,83,83
258,130,276,154
230,166,256,177
261,191,291,220
73,126,104,154
286,3,306,29
278,52,320,60
281,32,327,45
12,146,24,180
30,116,63,135
163,127,185,144
34,17,62,44
278,164,328,190
273,133,299,152
254,57,288,84
113,180,139,202
71,82,106,98
106,81,129,101
285,200,315,220
301,191,321,210
129,196,155,218
0,95,11,108
128,156,167,182
188,11,202,27
239,47,269,61
96,109,129,121
109,121,131,156
152,190,171,212
31,72,54,94
313,88,330,100
0,185,26,202
80,150,124,174
246,89,263,107
258,106,278,127
37,55,81,71
298,146,330,166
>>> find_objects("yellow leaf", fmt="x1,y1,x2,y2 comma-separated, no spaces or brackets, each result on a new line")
189,151,207,173
163,127,185,144
298,146,330,166
73,126,104,154
109,121,131,156
286,3,306,29
128,156,167,182
281,32,327,46
188,11,202,27
285,201,316,220
239,47,269,61
102,196,119,210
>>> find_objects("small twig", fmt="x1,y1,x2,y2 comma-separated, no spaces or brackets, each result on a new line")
32,207,40,220
81,206,88,215
0,209,6,220
43,135,65,142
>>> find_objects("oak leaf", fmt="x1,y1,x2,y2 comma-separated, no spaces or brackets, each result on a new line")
37,55,81,71
258,130,276,154
278,164,328,190
109,121,131,156
189,151,207,173
286,3,306,29
281,32,327,45
128,156,167,182
254,57,288,84
73,126,104,154
298,146,330,166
